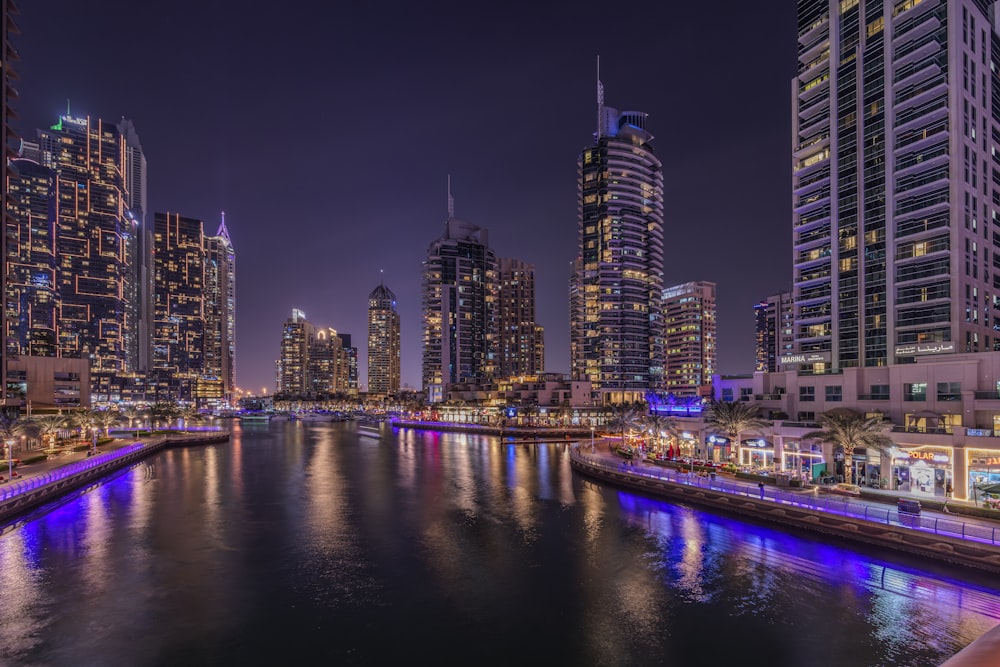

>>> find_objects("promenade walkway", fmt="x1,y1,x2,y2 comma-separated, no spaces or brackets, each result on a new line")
575,441,1000,548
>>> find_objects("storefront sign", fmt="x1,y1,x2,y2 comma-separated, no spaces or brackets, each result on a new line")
893,342,955,356
743,439,771,448
906,451,950,463
972,456,1000,466
779,352,831,365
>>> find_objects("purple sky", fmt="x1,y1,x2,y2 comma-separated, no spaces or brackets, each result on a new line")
13,2,797,394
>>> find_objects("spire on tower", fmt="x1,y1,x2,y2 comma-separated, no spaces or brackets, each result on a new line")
447,174,455,218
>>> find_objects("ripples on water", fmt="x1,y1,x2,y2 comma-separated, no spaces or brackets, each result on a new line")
0,423,997,666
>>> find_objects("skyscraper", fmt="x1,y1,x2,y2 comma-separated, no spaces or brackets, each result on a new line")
278,309,312,395
570,72,664,401
275,308,352,397
754,290,794,373
117,118,150,372
204,214,236,402
1,0,18,388
367,282,400,395
421,194,498,403
36,115,138,377
791,0,999,370
662,281,716,396
152,212,204,377
498,257,543,377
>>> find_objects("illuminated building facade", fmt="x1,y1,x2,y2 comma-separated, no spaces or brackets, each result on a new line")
117,118,150,372
204,214,236,401
754,290,794,373
498,257,543,377
276,309,353,397
1,0,17,391
791,0,1000,371
337,332,358,395
570,76,664,399
367,282,400,395
6,158,57,358
278,308,312,395
421,214,498,402
35,115,138,378
152,212,204,377
662,281,716,396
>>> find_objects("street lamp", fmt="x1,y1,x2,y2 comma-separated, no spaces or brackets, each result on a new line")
91,427,98,457
591,426,595,452
5,439,12,480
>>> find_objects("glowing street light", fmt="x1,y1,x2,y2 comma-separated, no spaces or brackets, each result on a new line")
4,439,12,480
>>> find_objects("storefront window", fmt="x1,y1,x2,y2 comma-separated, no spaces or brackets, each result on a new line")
892,448,952,497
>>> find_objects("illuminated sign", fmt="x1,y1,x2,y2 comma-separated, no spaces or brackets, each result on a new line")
902,451,950,463
972,457,1000,466
743,439,771,448
893,341,955,357
779,352,831,365
707,435,729,444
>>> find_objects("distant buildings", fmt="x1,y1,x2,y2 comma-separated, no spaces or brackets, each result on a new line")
367,282,400,395
498,257,543,378
276,308,355,398
754,291,793,373
204,216,236,399
153,212,205,378
662,281,716,396
570,77,664,402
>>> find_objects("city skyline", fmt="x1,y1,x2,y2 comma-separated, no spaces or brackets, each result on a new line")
13,2,797,394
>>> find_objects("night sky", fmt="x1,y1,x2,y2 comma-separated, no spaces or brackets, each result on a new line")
14,1,798,395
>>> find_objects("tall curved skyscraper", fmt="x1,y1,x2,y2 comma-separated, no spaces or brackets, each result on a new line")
367,282,400,395
570,77,665,400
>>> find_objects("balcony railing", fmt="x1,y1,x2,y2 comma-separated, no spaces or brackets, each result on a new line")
891,425,952,435
974,391,1000,400
856,394,890,400
755,394,786,401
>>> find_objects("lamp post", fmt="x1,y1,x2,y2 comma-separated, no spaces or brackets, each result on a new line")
91,427,97,457
5,439,12,480
591,426,595,452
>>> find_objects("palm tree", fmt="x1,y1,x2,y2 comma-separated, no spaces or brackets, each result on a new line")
644,413,677,456
803,409,893,486
150,401,179,430
177,405,204,430
92,408,121,438
0,413,32,467
120,405,143,435
608,404,643,446
704,400,770,466
32,414,68,452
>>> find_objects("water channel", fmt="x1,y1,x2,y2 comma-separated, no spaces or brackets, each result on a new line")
0,421,998,666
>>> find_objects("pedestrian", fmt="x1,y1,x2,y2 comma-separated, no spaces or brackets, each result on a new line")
758,481,765,500
946,480,952,497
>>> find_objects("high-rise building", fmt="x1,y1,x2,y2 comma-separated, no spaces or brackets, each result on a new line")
204,213,236,402
421,198,498,403
498,257,543,377
35,115,138,377
117,118,151,372
570,73,664,400
367,282,400,395
152,212,205,377
278,308,312,395
791,0,1000,370
6,157,57,358
336,332,358,395
662,281,716,396
754,290,794,373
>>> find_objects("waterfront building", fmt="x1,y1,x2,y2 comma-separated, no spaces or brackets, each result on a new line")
35,114,138,378
1,0,17,394
6,356,89,410
152,212,205,378
662,281,716,397
367,282,400,395
569,71,664,401
421,196,498,403
276,309,353,397
445,372,597,410
6,158,57,358
754,290,794,373
713,350,1000,503
336,332,358,396
278,308,312,395
791,0,1000,371
498,257,544,378
204,214,236,402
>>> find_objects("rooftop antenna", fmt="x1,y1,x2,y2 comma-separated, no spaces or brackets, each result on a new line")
380,268,384,286
447,174,455,218
66,99,71,117
596,55,604,140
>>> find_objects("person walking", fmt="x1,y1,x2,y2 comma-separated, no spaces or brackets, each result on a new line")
758,482,765,500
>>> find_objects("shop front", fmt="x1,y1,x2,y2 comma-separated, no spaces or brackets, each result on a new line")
705,434,728,463
779,439,824,480
740,438,774,470
892,448,953,498
967,452,1000,505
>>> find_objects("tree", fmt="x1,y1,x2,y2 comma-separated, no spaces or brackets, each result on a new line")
0,412,32,460
150,401,180,429
92,408,121,437
177,405,204,430
70,409,98,440
704,400,770,465
608,404,643,442
803,409,893,486
644,413,677,455
119,405,143,434
32,414,68,452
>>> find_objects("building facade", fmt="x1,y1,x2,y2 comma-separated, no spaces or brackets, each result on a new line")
754,290,794,373
276,309,353,397
662,281,716,396
153,212,205,377
421,215,498,403
791,0,1000,372
570,78,664,400
367,282,400,395
498,257,544,378
117,118,151,372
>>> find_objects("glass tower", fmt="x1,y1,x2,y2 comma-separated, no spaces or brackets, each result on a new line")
367,282,400,395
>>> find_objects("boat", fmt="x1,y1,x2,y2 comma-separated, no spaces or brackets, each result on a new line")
239,412,271,423
291,412,331,422
357,420,382,438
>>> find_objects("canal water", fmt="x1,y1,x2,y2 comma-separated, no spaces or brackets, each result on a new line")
0,421,998,666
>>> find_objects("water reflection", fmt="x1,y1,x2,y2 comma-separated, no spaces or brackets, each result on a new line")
0,424,995,666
